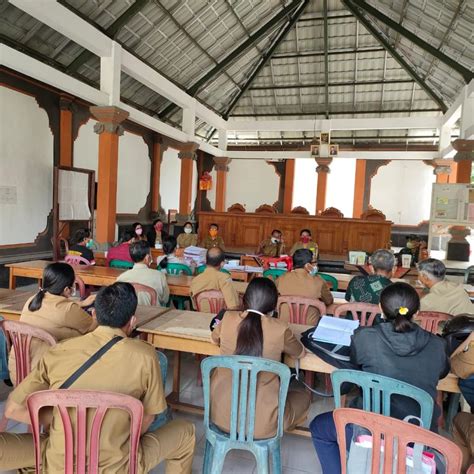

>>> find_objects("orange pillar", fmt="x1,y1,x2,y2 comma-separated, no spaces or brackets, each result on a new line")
352,159,366,218
453,160,472,183
59,95,73,167
178,143,198,217
151,137,166,214
315,158,332,214
283,159,295,213
213,157,231,212
90,106,129,244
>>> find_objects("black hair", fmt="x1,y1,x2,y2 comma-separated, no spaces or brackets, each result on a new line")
129,240,151,263
120,229,135,243
184,221,193,228
132,222,143,237
380,282,420,333
235,278,278,357
206,247,225,267
95,282,138,328
28,262,76,312
159,235,177,269
72,228,90,245
300,228,311,236
293,248,313,269
271,229,282,236
406,234,420,242
153,218,163,226
209,223,219,229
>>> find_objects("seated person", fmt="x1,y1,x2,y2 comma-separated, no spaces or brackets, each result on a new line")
68,228,95,263
276,249,333,325
131,222,147,243
116,240,169,306
106,229,134,266
397,234,423,266
289,228,318,258
177,221,198,248
8,262,97,384
345,249,394,304
310,282,450,474
190,247,240,311
200,223,225,250
418,258,474,315
210,277,311,439
157,235,195,273
147,219,168,248
257,229,285,257
1,282,195,473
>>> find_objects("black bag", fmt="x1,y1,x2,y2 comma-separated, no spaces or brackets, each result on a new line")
300,327,358,370
442,314,474,355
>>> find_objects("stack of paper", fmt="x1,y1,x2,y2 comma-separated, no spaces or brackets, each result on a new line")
312,316,359,347
183,246,207,266
244,266,264,273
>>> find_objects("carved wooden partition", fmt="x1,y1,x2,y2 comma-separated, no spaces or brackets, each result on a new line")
197,211,392,255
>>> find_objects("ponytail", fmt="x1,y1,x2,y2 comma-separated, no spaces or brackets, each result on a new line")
392,313,414,333
28,288,46,312
380,282,419,333
235,310,263,357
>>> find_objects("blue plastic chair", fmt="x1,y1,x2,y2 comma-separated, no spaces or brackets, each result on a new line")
109,259,133,269
331,369,434,429
263,268,287,281
166,263,193,276
201,355,291,474
316,272,338,290
147,351,172,432
0,317,9,380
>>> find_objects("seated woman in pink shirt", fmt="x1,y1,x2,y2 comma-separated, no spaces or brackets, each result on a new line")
106,229,134,266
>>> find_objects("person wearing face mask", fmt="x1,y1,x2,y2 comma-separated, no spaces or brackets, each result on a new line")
131,222,147,243
147,219,168,249
8,262,97,384
275,249,333,325
116,240,169,306
257,229,285,257
200,223,225,250
289,228,318,258
177,221,198,248
397,234,421,266
68,228,95,264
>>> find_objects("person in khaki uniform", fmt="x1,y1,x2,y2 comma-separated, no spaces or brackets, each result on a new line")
276,249,333,325
418,258,474,315
210,278,311,439
289,228,319,259
177,221,198,248
200,223,225,250
257,229,285,257
9,262,97,384
1,282,195,473
190,247,240,311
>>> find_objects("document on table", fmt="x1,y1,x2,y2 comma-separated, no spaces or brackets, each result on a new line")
311,316,359,347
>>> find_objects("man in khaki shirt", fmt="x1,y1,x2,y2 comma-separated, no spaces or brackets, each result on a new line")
417,258,474,315
190,247,240,311
1,282,195,473
257,229,285,257
117,240,170,306
276,248,333,325
200,223,225,250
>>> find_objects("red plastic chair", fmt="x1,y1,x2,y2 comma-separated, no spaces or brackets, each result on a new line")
414,311,452,334
0,320,56,430
334,302,380,326
27,389,143,474
277,296,326,325
65,254,92,265
333,408,463,474
467,464,474,474
195,290,227,313
74,276,87,299
131,283,157,306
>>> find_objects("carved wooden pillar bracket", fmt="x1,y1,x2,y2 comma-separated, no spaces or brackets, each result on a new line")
214,156,231,172
90,106,129,135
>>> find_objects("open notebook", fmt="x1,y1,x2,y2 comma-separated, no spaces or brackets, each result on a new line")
312,315,359,347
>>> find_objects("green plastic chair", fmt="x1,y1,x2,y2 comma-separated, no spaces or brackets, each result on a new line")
263,268,287,281
201,355,290,474
0,316,9,380
196,265,206,275
316,272,338,291
166,263,193,276
147,351,172,432
331,369,434,430
220,268,231,275
109,259,133,269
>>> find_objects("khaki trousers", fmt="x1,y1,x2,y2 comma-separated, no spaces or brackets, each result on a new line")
453,412,474,473
0,419,195,474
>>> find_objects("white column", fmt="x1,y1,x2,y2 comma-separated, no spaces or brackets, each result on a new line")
218,128,227,151
182,102,196,137
100,41,121,106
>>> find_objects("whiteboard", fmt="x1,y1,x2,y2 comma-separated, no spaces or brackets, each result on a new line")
58,169,91,221
431,183,474,224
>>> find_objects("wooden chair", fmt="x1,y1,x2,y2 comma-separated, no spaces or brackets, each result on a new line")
194,290,227,313
276,296,326,325
360,208,387,221
255,204,277,214
320,207,344,218
334,302,380,326
414,311,452,334
131,283,157,306
65,254,92,265
27,390,143,474
290,206,309,215
227,203,246,213
333,408,463,474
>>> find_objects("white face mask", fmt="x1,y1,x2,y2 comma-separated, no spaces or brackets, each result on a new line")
135,228,143,236
271,237,280,244
309,265,318,276
184,227,192,234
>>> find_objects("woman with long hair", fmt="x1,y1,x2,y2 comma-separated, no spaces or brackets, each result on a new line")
210,277,311,439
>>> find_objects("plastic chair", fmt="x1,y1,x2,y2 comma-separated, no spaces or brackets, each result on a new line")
331,369,434,430
263,268,287,281
276,296,326,325
334,302,380,326
65,254,92,265
166,263,193,276
196,265,206,275
27,389,143,474
201,355,291,474
316,273,339,290
220,268,231,275
0,320,56,430
74,276,87,299
333,408,463,474
464,265,474,284
147,351,172,431
110,259,133,269
0,317,9,381
195,290,227,313
131,283,157,306
414,311,452,334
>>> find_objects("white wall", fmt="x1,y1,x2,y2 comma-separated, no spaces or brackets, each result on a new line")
160,148,180,214
371,160,435,224
293,159,318,214
74,119,98,173
326,158,356,217
225,160,279,212
0,87,53,245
